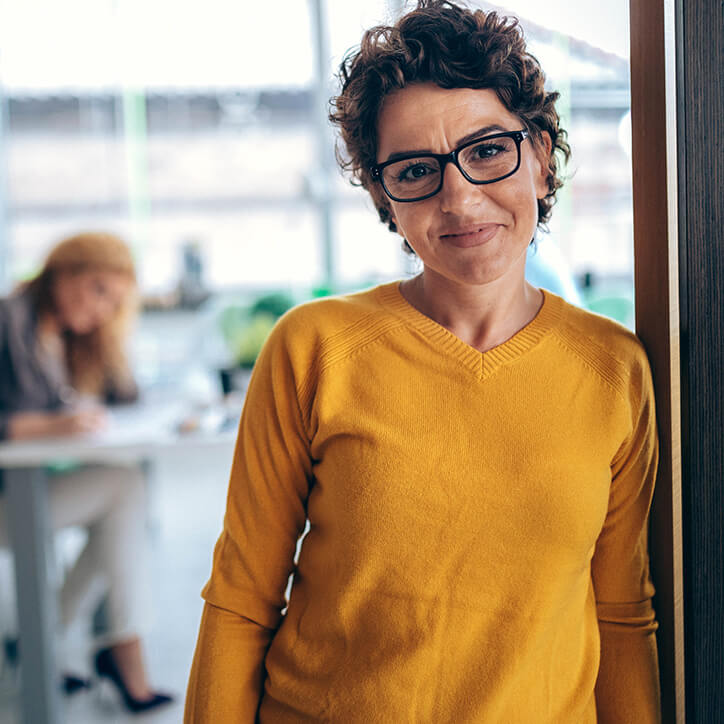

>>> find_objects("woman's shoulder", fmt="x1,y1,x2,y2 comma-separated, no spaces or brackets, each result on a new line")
549,292,653,394
272,282,404,348
0,290,36,339
555,294,639,344
0,292,18,318
253,283,405,387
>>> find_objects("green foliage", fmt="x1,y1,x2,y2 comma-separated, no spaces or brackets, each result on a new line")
218,305,247,347
250,292,295,319
219,292,295,368
233,313,277,368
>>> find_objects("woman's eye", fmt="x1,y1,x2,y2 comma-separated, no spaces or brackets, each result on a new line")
398,162,436,182
472,142,506,159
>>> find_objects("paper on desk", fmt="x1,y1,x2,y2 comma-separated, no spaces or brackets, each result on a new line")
88,401,184,444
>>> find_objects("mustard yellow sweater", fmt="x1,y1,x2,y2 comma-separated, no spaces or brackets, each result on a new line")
186,283,660,723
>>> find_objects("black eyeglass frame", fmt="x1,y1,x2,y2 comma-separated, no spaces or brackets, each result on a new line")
370,129,530,203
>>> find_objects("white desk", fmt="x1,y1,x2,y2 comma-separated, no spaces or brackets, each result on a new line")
0,400,237,724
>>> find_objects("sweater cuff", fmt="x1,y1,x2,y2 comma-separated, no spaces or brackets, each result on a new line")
597,599,658,634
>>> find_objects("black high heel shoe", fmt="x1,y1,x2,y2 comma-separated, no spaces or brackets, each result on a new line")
62,674,92,695
93,647,174,714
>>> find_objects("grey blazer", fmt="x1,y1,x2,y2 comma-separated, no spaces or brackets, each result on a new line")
0,291,66,441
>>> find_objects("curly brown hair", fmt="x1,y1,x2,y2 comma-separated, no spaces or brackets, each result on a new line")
330,0,570,241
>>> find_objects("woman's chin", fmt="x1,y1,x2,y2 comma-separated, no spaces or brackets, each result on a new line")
66,319,96,335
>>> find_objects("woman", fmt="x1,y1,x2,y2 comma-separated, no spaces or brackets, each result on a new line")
0,231,173,713
186,2,660,721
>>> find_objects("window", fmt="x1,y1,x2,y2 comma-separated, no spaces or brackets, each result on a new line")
0,0,634,326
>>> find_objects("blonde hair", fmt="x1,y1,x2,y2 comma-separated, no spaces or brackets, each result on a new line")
24,231,139,398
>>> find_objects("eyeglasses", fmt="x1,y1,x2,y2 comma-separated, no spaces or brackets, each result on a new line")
371,129,529,203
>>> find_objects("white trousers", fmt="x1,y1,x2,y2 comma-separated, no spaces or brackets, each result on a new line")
0,463,151,649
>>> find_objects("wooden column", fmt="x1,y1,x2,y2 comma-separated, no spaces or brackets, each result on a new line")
632,0,724,720
629,0,685,720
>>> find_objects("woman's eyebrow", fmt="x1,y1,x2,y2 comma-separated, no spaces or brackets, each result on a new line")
455,123,509,147
381,123,510,163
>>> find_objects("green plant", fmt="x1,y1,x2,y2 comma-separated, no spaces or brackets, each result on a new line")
233,313,277,368
218,292,295,369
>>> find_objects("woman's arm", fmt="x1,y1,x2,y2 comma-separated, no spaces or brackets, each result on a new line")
592,348,661,723
185,604,275,722
105,366,139,405
184,314,312,721
5,408,107,440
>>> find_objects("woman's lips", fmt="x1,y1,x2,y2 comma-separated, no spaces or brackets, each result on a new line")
439,223,501,248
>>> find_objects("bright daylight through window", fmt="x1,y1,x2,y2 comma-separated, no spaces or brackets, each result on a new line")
0,0,633,322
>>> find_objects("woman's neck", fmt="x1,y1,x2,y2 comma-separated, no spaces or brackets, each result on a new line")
399,270,543,353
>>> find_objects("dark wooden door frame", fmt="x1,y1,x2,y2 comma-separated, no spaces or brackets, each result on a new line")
631,0,724,721
675,0,724,720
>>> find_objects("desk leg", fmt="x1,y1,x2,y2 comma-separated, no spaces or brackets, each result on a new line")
5,467,63,724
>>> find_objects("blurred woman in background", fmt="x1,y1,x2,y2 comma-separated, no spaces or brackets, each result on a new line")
0,231,172,713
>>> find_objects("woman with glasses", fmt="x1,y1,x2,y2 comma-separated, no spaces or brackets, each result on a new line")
186,2,660,721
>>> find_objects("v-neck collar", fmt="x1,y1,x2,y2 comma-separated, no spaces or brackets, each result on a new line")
375,281,564,380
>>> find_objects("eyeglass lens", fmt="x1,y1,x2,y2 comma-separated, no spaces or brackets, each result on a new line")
381,134,520,200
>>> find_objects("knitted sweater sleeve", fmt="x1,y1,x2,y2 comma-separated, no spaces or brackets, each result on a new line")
185,314,313,722
591,343,661,723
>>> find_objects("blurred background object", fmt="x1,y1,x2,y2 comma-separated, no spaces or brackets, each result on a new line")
0,0,634,320
219,291,295,370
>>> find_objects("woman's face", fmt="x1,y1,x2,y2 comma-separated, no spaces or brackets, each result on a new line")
376,83,550,290
52,269,132,335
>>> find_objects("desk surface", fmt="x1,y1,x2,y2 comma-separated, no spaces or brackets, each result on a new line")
0,400,238,468
0,397,238,724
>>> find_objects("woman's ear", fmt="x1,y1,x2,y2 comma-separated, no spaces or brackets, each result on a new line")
534,131,553,200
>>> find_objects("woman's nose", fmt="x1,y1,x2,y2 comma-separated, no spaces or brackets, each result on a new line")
437,162,488,214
